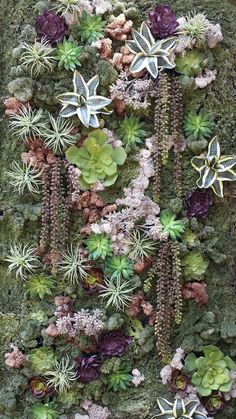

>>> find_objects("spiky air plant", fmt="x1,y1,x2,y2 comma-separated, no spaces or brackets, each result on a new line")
178,12,210,46
153,398,208,419
77,12,106,44
57,70,112,128
191,137,236,197
117,115,147,152
56,38,83,71
153,72,185,200
5,243,39,280
184,111,214,141
53,0,81,17
9,105,47,141
99,277,135,311
127,230,156,261
58,245,91,285
19,40,56,77
46,356,77,394
42,114,77,154
7,161,43,195
126,22,176,78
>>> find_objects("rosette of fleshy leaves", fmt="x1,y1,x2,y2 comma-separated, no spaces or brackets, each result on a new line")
152,397,207,419
160,210,185,240
191,137,236,198
66,129,127,189
126,22,177,78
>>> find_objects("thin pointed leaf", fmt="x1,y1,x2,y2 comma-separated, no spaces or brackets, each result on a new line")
87,75,99,96
59,104,77,118
207,136,220,159
140,22,155,45
57,93,80,106
185,400,199,416
89,114,99,128
218,157,236,171
77,105,90,127
157,398,173,413
87,95,112,110
126,40,142,54
158,56,175,69
73,70,89,97
160,37,177,51
173,399,185,416
217,169,236,181
191,156,206,171
130,54,147,73
132,28,151,54
201,167,217,188
146,57,159,78
193,411,208,419
211,179,224,197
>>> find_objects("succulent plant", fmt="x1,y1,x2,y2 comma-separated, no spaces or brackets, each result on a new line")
9,105,47,140
46,356,77,394
127,230,157,261
185,345,236,396
66,129,127,188
117,115,147,151
148,4,179,39
153,397,208,419
97,329,132,357
107,366,132,391
184,191,213,219
77,12,105,44
75,355,101,384
53,0,81,17
7,161,43,195
41,114,77,154
56,39,83,71
58,245,91,285
29,348,56,373
160,211,185,240
99,277,135,311
192,137,236,198
57,70,112,128
202,391,226,415
82,268,104,293
86,233,112,260
175,51,203,77
20,40,56,77
5,243,39,280
105,255,134,280
126,22,176,78
28,375,55,399
32,402,59,419
179,12,209,45
26,274,55,299
184,112,214,141
35,11,67,45
171,370,189,392
181,250,209,281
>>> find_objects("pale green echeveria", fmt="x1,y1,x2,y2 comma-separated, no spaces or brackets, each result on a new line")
66,129,127,189
152,397,208,419
57,70,112,128
126,22,177,79
191,136,236,198
185,345,236,397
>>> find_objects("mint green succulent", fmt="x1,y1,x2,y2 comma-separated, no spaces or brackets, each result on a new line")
153,397,207,419
184,112,214,141
32,402,59,419
181,250,209,280
160,211,185,240
185,345,236,397
26,274,55,300
86,233,112,260
66,129,127,188
107,366,132,391
175,51,203,77
56,39,83,71
77,12,106,44
28,348,56,373
105,255,134,280
191,136,236,198
57,71,112,128
118,115,147,151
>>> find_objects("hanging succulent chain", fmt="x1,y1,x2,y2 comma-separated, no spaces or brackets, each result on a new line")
171,241,183,324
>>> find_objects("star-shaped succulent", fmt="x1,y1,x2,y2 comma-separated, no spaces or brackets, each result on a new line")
57,70,112,128
153,398,208,419
191,137,236,198
126,22,176,78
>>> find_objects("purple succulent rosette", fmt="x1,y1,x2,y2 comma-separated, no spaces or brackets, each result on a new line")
97,329,132,357
35,11,67,44
148,4,179,39
28,376,55,399
184,191,213,219
75,355,101,384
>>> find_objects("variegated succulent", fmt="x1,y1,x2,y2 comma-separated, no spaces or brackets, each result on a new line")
126,22,176,79
57,70,112,128
153,398,208,419
191,137,236,198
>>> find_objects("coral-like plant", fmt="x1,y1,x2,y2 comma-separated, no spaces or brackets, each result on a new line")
105,255,134,280
58,245,91,285
32,402,59,419
179,12,209,45
86,233,111,260
126,22,176,78
20,40,56,77
100,277,135,311
117,115,147,151
175,51,203,77
42,114,76,154
66,129,127,188
57,70,112,128
7,161,43,195
184,112,214,141
5,243,39,280
29,348,56,373
185,345,236,396
191,137,236,197
107,366,132,391
181,250,209,281
46,356,77,394
127,230,156,261
9,105,47,140
56,38,82,71
153,397,208,419
26,274,55,299
77,12,105,44
160,211,185,240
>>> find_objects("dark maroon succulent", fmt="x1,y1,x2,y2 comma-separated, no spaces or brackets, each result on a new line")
75,355,101,384
148,4,179,39
171,369,189,392
35,11,67,44
202,392,226,415
28,376,54,399
82,268,104,294
184,191,213,219
97,329,132,358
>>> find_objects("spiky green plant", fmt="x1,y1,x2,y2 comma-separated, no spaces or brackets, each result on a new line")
41,114,77,154
20,40,56,77
58,245,91,285
29,348,56,373
7,161,43,195
86,233,112,260
152,398,208,419
32,402,59,419
56,39,83,71
26,274,55,299
53,0,81,17
99,277,135,311
5,243,39,280
127,230,156,261
179,12,210,45
184,112,214,141
107,366,132,391
46,356,77,394
9,105,47,140
77,12,105,44
160,211,185,240
117,115,147,151
105,255,134,280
